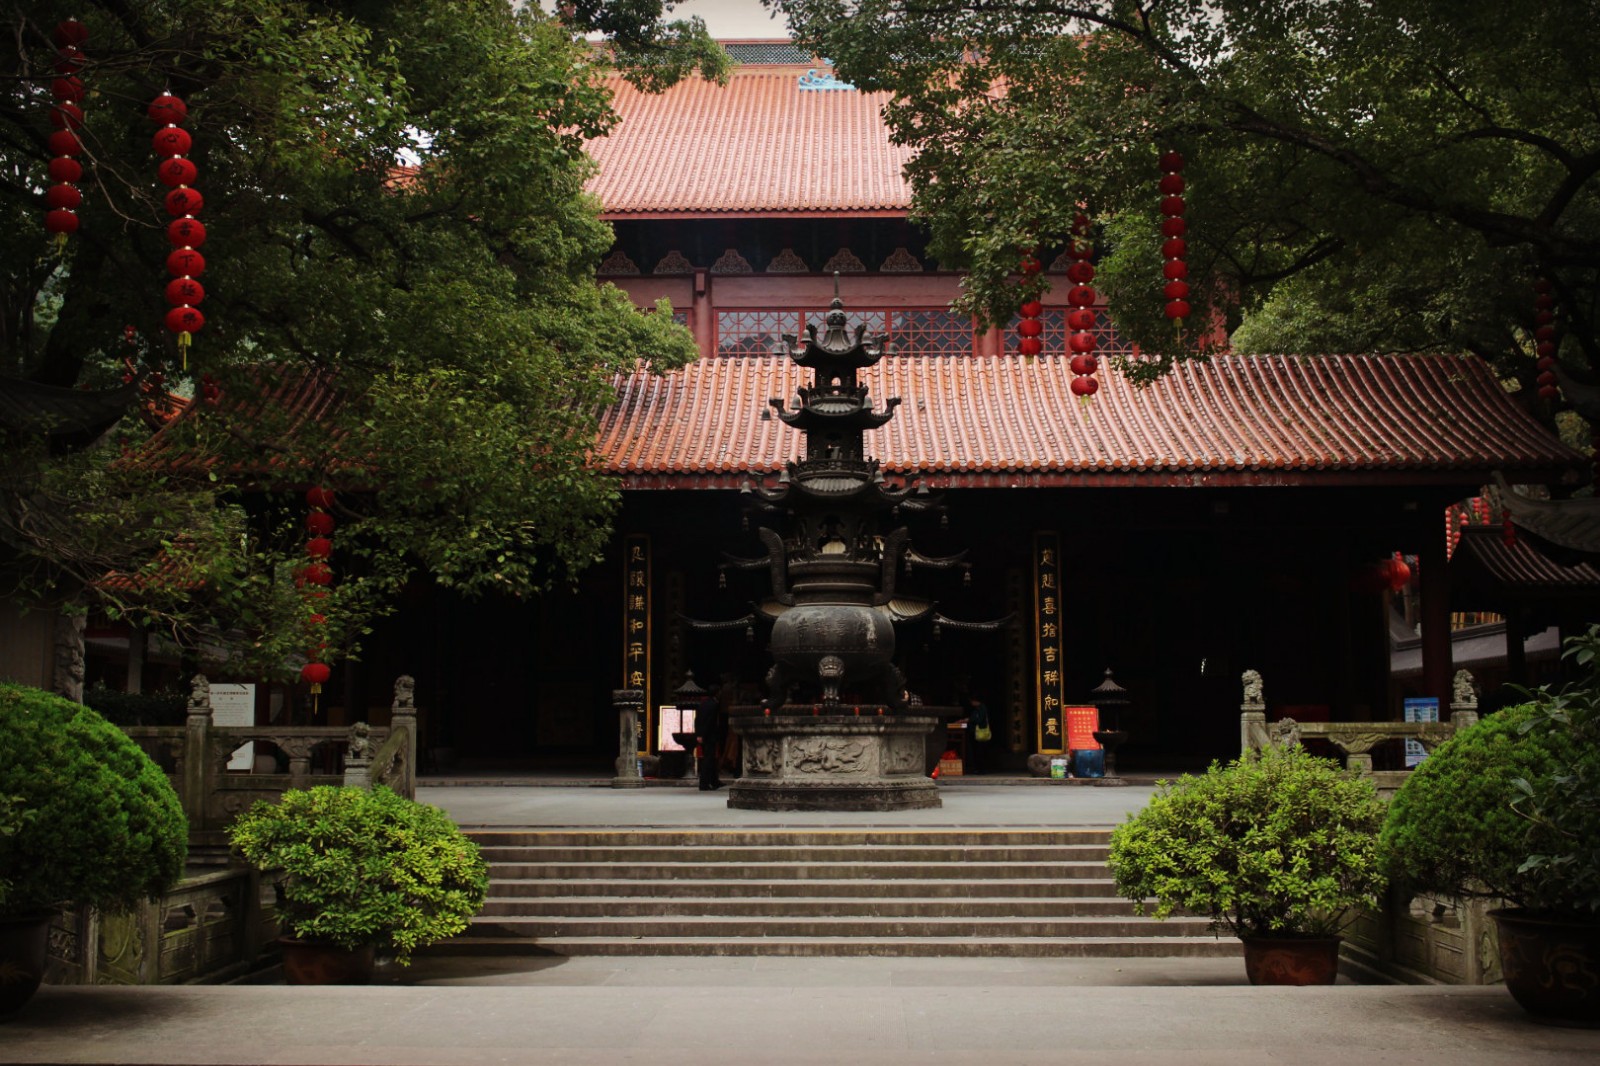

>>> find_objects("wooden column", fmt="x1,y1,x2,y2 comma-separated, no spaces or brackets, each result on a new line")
1419,536,1453,706
692,268,712,356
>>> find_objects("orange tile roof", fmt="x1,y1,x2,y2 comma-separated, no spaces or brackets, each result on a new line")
586,68,913,217
597,354,1584,488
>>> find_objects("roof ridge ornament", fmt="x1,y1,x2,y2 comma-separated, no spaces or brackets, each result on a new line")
798,66,855,91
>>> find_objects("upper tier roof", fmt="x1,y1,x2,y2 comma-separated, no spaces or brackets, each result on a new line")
586,65,913,218
597,353,1584,489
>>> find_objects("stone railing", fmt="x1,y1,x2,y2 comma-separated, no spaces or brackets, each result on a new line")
1237,667,1504,985
1238,668,1481,798
122,673,418,858
47,866,288,987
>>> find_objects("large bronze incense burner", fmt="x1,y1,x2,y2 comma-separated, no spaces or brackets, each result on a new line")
690,287,1001,811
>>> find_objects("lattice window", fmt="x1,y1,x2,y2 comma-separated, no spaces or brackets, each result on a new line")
887,310,975,356
719,308,979,357
1004,310,1135,358
716,310,800,357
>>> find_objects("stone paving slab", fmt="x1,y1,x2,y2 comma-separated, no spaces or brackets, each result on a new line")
4,956,1596,1065
418,782,1159,829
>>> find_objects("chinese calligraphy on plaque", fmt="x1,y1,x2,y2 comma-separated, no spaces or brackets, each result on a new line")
622,534,651,752
1034,532,1065,753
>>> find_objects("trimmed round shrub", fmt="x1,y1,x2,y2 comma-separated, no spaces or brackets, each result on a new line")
1108,743,1386,939
229,785,488,964
0,682,187,915
1381,700,1579,912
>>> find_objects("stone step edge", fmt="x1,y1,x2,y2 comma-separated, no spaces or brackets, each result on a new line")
427,936,1242,958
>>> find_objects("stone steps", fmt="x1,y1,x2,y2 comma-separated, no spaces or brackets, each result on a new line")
439,827,1239,959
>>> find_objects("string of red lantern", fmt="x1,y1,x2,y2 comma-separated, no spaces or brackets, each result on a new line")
1532,277,1560,402
152,92,204,367
1158,151,1189,327
1016,250,1043,356
1065,213,1099,398
299,487,336,701
44,19,89,250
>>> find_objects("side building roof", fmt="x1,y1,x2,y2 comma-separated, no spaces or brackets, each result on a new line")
586,66,913,218
597,353,1585,489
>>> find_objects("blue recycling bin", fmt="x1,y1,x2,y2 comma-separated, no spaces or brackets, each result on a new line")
1072,748,1105,779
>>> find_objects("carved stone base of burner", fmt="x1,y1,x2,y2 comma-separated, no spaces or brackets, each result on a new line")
727,713,941,811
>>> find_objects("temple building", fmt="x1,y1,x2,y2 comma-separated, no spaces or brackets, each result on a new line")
32,42,1591,774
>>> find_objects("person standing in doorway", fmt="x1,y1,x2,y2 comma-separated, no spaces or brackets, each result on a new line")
696,678,729,790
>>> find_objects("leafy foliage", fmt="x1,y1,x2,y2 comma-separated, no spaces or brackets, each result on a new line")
0,682,187,916
228,785,488,963
1380,685,1590,916
1108,743,1386,939
81,681,186,726
771,0,1600,399
1,0,716,671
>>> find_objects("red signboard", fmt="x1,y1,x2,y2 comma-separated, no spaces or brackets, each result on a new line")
1065,705,1101,751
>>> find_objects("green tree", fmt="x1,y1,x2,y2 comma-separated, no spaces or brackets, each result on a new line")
1,1,726,675
770,0,1599,396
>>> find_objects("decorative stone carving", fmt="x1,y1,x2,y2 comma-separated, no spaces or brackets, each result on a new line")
791,736,869,774
879,247,923,273
597,248,640,276
1268,716,1301,748
747,739,780,775
884,737,922,775
822,247,866,273
1046,251,1073,274
710,248,753,275
766,247,809,273
798,68,856,91
1241,669,1264,708
1329,731,1388,756
1452,669,1478,709
346,721,374,760
189,673,211,712
652,250,694,275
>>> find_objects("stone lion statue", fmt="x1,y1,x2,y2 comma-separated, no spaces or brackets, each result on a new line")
1452,669,1477,708
1241,669,1264,706
1268,716,1301,749
347,721,374,760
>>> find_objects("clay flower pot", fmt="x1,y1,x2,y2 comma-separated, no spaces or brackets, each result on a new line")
0,912,52,1013
1240,936,1342,986
1490,910,1600,1027
277,937,376,985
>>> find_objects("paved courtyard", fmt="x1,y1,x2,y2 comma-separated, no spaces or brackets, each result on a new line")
3,781,1596,1064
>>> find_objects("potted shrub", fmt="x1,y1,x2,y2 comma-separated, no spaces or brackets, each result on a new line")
228,785,488,984
0,683,187,1013
1382,626,1600,1026
1108,742,1386,985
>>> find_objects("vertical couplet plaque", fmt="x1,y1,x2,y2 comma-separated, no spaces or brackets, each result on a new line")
1033,531,1065,754
622,534,651,753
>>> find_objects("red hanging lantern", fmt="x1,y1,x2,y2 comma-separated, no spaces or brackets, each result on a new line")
300,662,331,687
1533,277,1562,404
1015,252,1044,353
1159,149,1190,328
1386,553,1411,592
1019,299,1043,318
306,511,335,535
1018,336,1043,356
297,562,333,587
1502,510,1517,548
153,92,205,365
1062,213,1100,397
306,486,336,509
1018,254,1042,276
1017,317,1043,338
43,25,87,252
306,537,333,559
